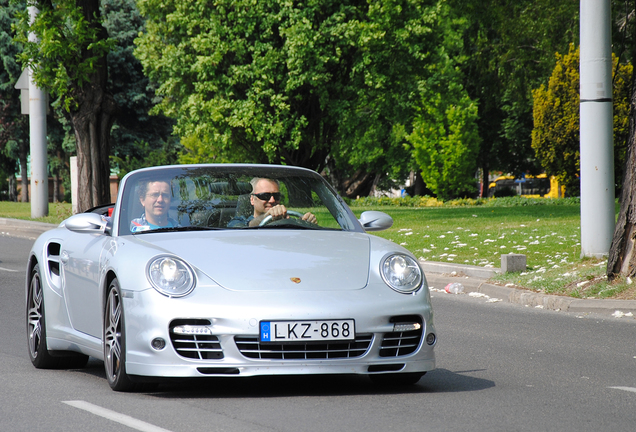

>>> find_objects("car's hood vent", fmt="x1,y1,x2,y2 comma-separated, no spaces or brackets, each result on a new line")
145,230,371,291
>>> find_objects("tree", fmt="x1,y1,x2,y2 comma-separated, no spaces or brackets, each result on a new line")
408,81,480,200
449,0,579,195
607,1,636,281
14,0,116,211
1,0,29,202
531,45,632,193
134,0,444,195
102,0,177,168
407,7,480,200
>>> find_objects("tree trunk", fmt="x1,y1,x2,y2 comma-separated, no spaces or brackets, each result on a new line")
68,0,117,213
607,70,636,280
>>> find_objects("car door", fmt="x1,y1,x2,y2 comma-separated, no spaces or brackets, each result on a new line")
61,233,113,338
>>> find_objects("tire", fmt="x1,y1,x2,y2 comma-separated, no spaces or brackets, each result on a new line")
27,264,89,369
103,278,135,391
369,372,425,386
27,264,58,368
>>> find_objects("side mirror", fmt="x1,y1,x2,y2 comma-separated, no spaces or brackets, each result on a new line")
358,211,393,232
64,213,108,234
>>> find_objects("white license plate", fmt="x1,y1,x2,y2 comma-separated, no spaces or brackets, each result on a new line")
260,320,355,342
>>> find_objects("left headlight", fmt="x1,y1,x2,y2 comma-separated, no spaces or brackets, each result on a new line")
147,255,195,298
380,254,423,294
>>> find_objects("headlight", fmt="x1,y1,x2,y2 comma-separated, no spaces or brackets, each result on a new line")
147,256,195,297
380,254,422,293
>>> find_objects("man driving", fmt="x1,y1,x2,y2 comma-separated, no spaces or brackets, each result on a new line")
130,179,179,232
230,177,317,227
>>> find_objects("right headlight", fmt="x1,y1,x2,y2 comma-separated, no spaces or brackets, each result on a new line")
380,254,423,294
147,255,195,298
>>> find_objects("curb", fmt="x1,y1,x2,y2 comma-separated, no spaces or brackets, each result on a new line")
421,260,636,317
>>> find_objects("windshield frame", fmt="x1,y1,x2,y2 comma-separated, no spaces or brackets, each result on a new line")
114,164,362,236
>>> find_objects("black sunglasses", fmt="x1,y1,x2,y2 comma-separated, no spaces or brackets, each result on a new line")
252,192,282,201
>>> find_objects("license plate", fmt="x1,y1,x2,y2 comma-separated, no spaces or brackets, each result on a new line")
260,320,355,342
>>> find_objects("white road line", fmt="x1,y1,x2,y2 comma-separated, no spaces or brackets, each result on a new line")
63,400,173,432
0,266,19,272
608,386,636,394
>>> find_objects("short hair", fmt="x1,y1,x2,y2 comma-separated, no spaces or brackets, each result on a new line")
250,177,279,192
136,178,172,200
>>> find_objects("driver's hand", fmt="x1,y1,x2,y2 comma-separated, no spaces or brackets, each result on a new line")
302,212,317,224
267,204,288,220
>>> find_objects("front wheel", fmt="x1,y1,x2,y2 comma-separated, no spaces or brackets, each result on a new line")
103,278,135,391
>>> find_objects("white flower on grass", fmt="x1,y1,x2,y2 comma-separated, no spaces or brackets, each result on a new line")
470,233,478,237
483,239,495,243
529,240,539,245
422,248,431,253
400,242,407,246
404,232,413,236
439,235,446,238
576,281,589,287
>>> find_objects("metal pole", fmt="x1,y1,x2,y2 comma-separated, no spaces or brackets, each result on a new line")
580,0,614,257
28,5,48,218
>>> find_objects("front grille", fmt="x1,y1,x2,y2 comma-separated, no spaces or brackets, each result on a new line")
234,334,373,360
169,319,224,360
379,328,423,357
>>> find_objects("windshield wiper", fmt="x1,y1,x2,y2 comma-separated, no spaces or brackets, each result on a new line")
133,225,225,234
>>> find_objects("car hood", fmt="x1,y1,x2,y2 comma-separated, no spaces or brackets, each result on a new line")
133,230,371,291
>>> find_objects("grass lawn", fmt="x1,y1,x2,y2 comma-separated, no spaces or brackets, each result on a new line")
2,200,633,300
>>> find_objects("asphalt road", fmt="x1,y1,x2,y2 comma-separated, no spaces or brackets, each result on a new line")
1,233,635,432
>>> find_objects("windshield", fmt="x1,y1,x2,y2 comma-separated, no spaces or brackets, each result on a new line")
116,165,359,235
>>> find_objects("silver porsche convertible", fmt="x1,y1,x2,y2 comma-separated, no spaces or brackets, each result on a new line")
26,164,436,391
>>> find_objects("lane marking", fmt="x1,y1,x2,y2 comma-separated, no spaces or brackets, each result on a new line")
63,400,173,432
608,386,636,394
0,266,19,272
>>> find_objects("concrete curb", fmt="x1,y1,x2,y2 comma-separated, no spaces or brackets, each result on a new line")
422,260,636,317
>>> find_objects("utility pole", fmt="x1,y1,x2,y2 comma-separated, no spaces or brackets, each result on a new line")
580,0,614,257
28,5,48,218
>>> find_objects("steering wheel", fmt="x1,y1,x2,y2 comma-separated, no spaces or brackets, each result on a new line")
259,210,304,226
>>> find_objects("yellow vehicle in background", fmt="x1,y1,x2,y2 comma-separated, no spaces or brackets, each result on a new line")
488,174,566,198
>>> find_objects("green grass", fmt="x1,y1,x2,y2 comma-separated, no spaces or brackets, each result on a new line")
2,199,633,300
0,201,72,224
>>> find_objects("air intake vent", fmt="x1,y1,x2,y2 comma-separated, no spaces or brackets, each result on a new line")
380,316,423,357
234,334,373,360
169,319,224,360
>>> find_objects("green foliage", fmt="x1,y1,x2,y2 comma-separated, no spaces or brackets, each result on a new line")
13,0,116,111
134,0,441,178
110,139,182,179
351,195,581,207
408,78,480,200
102,0,176,164
532,45,632,190
450,0,579,185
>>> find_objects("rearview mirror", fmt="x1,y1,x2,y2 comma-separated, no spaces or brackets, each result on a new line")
64,213,108,234
358,211,393,232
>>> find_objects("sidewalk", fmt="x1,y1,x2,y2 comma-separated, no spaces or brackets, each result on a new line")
421,260,636,318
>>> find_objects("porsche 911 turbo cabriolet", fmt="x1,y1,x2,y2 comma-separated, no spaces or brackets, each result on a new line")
26,164,436,391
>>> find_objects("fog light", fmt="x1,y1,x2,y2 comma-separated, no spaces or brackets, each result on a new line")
151,338,166,350
425,333,436,346
393,322,421,332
